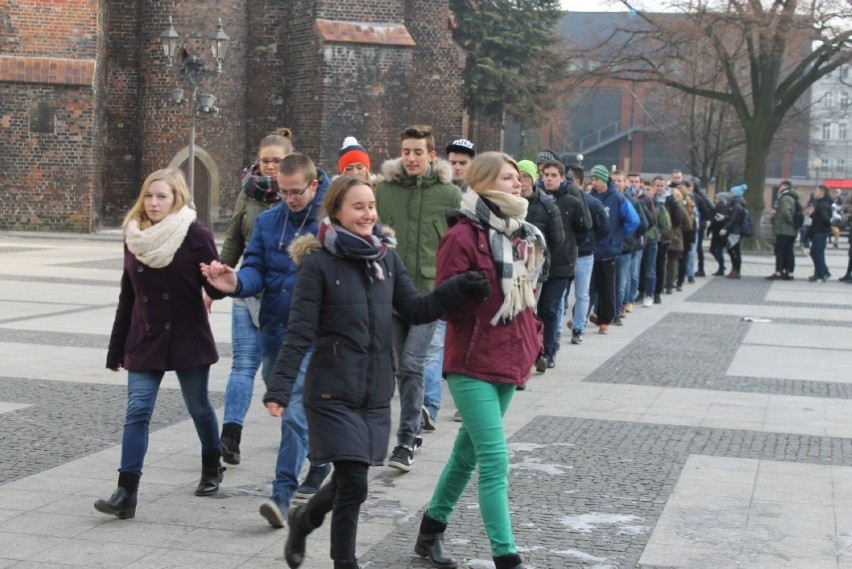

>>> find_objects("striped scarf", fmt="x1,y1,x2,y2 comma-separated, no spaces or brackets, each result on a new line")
458,189,545,325
317,217,396,283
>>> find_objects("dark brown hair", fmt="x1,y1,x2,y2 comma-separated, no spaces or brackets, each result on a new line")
400,124,435,152
322,175,373,221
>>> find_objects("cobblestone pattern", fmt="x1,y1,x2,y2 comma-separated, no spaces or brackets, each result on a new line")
0,377,224,484
360,416,852,568
686,276,852,310
582,312,852,399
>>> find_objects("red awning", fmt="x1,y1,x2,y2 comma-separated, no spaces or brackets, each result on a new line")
824,179,852,189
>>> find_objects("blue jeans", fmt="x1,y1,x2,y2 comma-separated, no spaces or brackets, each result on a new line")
537,277,570,360
810,232,829,278
423,320,446,418
263,349,314,507
571,255,594,332
686,231,698,278
641,242,658,299
120,366,219,474
391,317,438,448
628,250,642,303
615,253,632,315
222,301,262,426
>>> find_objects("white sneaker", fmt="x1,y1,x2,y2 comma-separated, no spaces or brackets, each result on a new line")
643,296,653,308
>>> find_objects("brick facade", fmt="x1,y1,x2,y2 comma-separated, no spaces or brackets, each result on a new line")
0,1,464,231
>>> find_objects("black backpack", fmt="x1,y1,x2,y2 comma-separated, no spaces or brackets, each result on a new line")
792,198,805,230
740,207,755,237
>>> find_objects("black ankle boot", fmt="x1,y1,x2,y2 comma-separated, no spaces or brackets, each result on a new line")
493,553,529,569
220,422,242,465
333,561,360,569
195,450,225,496
414,514,457,568
285,504,318,568
94,471,139,519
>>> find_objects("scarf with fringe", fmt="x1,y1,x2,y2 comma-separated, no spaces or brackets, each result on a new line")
242,162,281,203
318,217,396,283
459,189,545,325
125,206,196,268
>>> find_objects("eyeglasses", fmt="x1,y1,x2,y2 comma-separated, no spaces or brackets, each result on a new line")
279,183,312,199
260,157,284,166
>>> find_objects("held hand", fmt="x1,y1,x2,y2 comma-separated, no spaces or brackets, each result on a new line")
714,213,725,221
110,364,122,372
265,401,284,418
457,270,491,303
719,229,727,237
200,261,238,293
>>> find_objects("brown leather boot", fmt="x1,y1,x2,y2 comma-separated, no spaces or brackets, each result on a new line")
726,270,741,279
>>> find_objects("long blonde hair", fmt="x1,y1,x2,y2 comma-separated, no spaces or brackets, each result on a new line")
122,168,192,230
465,151,519,193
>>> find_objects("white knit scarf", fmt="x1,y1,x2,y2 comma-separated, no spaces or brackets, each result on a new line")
125,206,196,268
459,189,545,325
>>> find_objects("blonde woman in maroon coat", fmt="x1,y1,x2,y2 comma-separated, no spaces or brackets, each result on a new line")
95,168,225,520
415,152,545,569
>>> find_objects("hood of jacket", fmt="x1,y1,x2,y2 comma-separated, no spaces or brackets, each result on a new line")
380,157,454,186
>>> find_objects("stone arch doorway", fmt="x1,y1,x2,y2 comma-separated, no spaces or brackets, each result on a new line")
168,146,220,228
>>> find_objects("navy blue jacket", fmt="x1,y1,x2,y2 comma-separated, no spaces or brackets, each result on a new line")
578,192,610,257
592,180,640,260
234,169,331,353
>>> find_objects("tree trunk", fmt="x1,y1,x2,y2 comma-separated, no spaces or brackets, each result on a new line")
741,124,775,251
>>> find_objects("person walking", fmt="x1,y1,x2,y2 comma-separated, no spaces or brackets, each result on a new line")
95,168,226,520
376,125,462,472
218,129,293,466
266,176,489,569
201,153,331,528
415,152,546,569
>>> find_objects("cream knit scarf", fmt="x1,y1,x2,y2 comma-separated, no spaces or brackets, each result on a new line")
459,189,545,325
125,206,196,268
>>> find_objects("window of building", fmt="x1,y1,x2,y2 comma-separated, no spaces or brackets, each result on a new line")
823,123,832,139
842,66,850,80
825,92,834,108
842,92,850,108
838,159,846,174
840,123,848,140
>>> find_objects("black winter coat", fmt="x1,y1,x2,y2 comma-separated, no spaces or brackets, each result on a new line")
265,234,467,466
524,187,565,281
542,182,588,278
578,192,610,257
809,194,833,235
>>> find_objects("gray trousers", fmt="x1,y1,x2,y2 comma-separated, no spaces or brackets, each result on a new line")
390,315,437,448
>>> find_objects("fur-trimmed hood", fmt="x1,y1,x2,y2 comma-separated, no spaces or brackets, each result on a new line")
379,157,453,186
287,226,397,266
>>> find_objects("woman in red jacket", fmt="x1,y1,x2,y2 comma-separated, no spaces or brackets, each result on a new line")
95,168,225,520
415,152,545,569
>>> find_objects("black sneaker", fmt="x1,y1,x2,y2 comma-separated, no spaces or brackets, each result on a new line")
453,411,463,422
534,355,548,373
259,499,286,529
653,294,662,304
387,445,414,472
294,463,332,500
413,436,423,454
695,270,706,277
613,316,623,326
571,330,583,344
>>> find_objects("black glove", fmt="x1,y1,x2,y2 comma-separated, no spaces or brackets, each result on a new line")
457,270,491,303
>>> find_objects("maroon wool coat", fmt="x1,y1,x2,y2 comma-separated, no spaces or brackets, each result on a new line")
106,221,224,372
436,215,543,387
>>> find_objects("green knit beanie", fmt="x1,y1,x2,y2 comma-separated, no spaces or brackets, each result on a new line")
517,160,538,182
590,164,610,183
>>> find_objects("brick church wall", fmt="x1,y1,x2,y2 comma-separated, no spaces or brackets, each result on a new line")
0,0,102,231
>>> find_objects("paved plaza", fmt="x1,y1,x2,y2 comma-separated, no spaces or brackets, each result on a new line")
0,230,851,568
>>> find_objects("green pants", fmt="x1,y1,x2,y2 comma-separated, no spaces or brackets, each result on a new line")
426,374,516,556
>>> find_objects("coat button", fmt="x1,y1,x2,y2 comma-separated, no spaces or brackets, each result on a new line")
164,323,171,330
137,266,144,272
162,293,169,300
141,296,148,303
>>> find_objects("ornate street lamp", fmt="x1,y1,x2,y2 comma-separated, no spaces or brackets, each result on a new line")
159,16,229,208
576,153,584,167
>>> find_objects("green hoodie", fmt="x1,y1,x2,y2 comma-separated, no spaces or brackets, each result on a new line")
376,157,462,294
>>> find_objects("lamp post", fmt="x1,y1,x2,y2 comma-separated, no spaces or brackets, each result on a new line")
812,158,824,187
159,17,229,205
576,153,584,167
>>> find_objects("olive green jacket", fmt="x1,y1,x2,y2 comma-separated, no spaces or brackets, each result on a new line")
220,192,280,268
376,158,461,293
772,189,800,238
